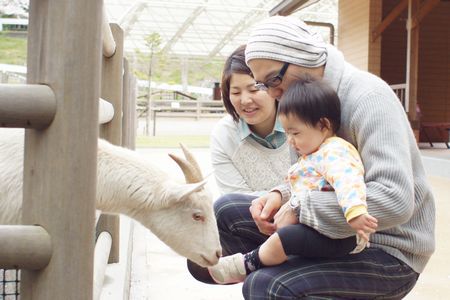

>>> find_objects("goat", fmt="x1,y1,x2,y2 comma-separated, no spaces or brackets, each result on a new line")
0,129,221,267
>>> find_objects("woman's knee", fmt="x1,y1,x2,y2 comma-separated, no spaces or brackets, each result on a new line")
213,193,237,216
214,193,256,221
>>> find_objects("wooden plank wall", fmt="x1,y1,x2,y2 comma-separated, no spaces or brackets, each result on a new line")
338,0,371,71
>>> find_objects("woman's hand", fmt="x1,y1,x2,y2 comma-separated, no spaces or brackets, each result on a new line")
249,192,282,236
274,202,299,229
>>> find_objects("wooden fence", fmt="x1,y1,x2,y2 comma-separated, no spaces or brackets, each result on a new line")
0,1,136,299
149,99,225,135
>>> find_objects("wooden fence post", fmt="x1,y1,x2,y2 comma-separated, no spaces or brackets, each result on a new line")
98,23,124,263
122,58,137,150
21,0,102,298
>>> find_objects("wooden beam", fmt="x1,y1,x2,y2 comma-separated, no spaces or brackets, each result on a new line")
99,23,124,263
406,0,420,121
121,58,137,150
22,0,102,298
0,225,52,270
372,0,408,42
0,84,56,129
411,0,441,29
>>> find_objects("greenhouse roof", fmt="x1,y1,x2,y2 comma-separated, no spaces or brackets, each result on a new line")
104,0,337,58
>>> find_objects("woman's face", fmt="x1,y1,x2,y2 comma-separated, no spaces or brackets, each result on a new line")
229,73,276,127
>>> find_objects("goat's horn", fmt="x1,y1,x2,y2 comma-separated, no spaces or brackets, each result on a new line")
179,143,203,180
168,153,201,184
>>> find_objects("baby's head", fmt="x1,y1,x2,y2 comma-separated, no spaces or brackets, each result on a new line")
278,77,341,156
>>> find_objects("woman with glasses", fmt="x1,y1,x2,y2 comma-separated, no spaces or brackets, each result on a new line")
189,16,434,300
209,45,291,195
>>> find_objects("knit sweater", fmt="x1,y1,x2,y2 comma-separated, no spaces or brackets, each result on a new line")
210,115,291,195
282,45,435,273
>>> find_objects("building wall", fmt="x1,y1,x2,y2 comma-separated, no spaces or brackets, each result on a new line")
368,1,382,76
418,1,450,124
338,0,370,71
338,0,381,75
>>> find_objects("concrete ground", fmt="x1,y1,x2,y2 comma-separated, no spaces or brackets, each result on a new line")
126,145,450,300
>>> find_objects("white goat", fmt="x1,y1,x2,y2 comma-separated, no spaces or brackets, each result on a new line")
0,129,221,267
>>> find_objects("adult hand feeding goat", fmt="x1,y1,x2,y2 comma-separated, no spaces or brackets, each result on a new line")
0,129,222,267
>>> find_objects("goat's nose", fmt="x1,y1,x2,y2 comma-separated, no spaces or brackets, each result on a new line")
216,249,222,259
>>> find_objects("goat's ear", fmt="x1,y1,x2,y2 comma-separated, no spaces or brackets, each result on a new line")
162,179,208,205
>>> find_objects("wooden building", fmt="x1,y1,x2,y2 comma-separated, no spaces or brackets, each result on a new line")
338,0,450,143
272,0,449,143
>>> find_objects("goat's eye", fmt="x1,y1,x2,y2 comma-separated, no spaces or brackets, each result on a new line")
192,213,205,222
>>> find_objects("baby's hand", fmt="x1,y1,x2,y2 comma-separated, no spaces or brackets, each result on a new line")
348,214,378,241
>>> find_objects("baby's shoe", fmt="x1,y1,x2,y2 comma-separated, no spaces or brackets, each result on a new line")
208,253,246,284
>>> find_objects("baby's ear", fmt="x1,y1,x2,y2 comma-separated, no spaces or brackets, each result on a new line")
319,118,332,131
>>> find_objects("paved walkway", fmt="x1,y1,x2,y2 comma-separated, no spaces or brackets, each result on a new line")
125,145,450,300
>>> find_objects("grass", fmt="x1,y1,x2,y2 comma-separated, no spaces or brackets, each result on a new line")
136,135,210,148
0,32,27,65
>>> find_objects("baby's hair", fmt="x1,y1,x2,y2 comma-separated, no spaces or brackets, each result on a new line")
278,76,341,133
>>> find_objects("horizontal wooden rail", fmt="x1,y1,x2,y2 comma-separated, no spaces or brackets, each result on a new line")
102,10,116,58
0,225,52,270
0,84,56,129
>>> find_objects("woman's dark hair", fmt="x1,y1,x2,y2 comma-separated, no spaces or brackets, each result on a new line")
221,44,251,122
278,76,341,133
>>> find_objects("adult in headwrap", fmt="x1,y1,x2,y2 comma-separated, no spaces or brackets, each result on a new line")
189,16,435,299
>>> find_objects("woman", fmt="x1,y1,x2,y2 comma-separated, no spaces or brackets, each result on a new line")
210,45,291,195
186,45,291,282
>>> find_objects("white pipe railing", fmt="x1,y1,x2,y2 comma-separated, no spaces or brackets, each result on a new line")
390,83,407,110
93,231,112,300
99,98,115,124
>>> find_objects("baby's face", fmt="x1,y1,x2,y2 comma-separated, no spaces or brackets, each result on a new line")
279,114,328,156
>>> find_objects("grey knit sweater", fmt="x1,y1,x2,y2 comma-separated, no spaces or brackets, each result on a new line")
284,45,435,273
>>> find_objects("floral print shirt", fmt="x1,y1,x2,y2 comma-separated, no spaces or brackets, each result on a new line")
288,136,367,222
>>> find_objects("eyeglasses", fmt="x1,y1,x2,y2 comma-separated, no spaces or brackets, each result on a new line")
254,62,290,91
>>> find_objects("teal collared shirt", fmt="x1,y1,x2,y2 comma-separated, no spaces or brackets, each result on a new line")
239,117,286,149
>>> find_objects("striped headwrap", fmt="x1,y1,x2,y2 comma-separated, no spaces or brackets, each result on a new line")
245,16,327,68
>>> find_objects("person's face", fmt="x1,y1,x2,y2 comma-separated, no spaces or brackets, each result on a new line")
248,59,324,100
229,73,276,126
279,114,330,156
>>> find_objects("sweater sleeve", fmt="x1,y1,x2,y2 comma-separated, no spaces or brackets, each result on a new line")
299,90,415,238
210,119,255,195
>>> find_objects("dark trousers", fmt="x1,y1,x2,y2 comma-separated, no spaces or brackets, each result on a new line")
215,193,419,300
